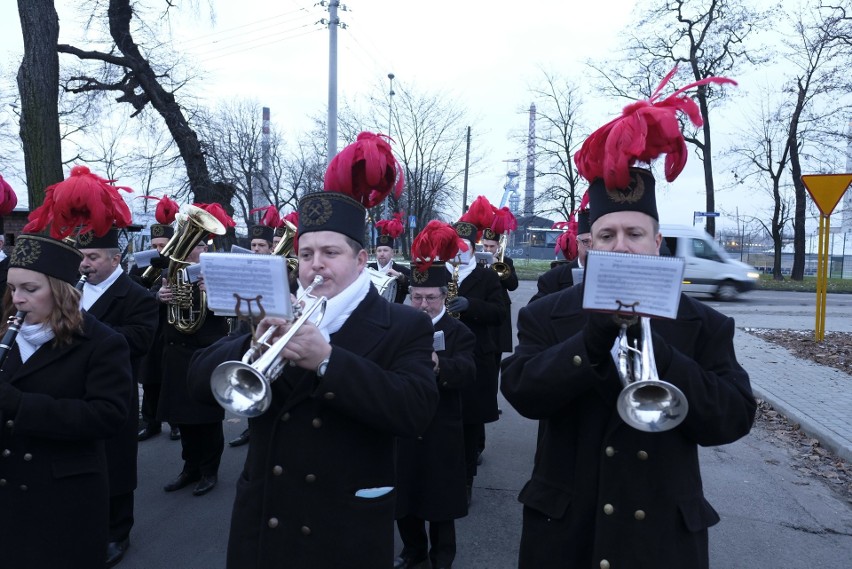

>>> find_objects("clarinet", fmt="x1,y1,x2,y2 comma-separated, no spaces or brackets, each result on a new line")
0,311,27,370
75,273,89,291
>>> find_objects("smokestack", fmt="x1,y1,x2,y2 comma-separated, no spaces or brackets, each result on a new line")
524,103,536,217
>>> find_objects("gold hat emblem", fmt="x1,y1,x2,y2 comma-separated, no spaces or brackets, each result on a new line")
11,238,41,267
151,225,165,238
412,267,429,284
76,231,94,246
301,197,333,227
607,170,645,204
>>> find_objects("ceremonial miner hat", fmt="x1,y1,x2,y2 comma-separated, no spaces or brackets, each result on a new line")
411,220,468,285
10,234,84,285
250,224,274,244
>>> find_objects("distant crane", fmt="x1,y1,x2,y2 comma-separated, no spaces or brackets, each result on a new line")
500,159,521,213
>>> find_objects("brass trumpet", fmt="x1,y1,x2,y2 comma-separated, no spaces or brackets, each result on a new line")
210,276,327,417
615,316,688,432
272,219,299,273
490,234,512,280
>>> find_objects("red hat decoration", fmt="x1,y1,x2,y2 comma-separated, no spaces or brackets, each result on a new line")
250,205,283,228
411,220,470,271
323,131,404,208
552,219,578,262
24,165,133,239
0,174,18,216
142,194,180,225
376,211,404,239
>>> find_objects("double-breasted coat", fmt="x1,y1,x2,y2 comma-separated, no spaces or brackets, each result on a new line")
493,256,518,354
85,272,158,496
500,285,756,569
366,261,411,304
395,312,476,522
454,265,506,425
0,314,132,569
528,260,577,304
188,287,439,569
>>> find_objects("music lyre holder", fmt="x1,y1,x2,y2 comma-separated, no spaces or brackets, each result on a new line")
233,294,266,341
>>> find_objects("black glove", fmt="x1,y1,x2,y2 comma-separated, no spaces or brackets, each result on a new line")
446,296,470,313
150,254,170,269
583,312,624,365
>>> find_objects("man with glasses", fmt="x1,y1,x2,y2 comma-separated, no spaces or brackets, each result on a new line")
529,208,590,304
394,245,476,569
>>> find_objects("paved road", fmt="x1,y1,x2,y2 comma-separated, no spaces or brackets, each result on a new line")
119,282,852,569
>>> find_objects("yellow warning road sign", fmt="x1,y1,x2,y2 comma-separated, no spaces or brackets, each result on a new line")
801,173,852,215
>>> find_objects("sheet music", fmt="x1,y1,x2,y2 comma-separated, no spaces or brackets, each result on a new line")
433,330,446,352
582,250,684,319
200,252,293,318
572,267,584,285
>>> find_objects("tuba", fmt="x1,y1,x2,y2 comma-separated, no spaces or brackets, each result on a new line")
615,316,688,432
490,233,512,280
272,219,299,274
210,276,327,417
151,205,227,334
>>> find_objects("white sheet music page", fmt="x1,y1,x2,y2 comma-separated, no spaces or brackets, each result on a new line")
200,252,293,318
582,250,684,320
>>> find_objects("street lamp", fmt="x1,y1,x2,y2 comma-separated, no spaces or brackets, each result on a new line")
384,73,396,220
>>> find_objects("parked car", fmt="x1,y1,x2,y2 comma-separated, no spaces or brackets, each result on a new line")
660,224,760,301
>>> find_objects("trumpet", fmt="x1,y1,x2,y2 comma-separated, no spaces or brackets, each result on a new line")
615,316,688,432
490,234,512,280
272,219,299,274
210,276,327,417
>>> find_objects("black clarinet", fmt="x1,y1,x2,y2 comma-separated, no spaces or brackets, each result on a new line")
0,311,27,370
75,274,89,291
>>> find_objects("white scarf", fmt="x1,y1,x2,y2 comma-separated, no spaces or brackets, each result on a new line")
15,322,55,363
431,307,446,326
81,266,124,311
375,260,392,274
446,253,477,286
297,270,371,341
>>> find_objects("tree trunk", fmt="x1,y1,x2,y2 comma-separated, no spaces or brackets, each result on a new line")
696,88,716,237
788,83,807,281
105,0,215,203
16,0,64,208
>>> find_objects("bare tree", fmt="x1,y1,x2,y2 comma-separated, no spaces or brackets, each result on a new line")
16,0,64,206
781,0,852,280
526,70,588,221
590,0,765,237
726,86,794,279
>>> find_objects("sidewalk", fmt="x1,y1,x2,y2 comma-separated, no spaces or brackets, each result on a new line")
735,328,852,463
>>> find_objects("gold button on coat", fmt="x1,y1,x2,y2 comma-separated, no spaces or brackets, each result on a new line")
272,466,283,476
605,446,615,457
23,453,32,461
281,412,291,422
572,355,582,366
311,418,322,428
301,526,311,535
323,392,335,400
600,560,611,569
19,485,27,491
267,517,279,528
637,450,648,460
603,504,614,515
634,510,646,521
1,449,10,457
4,420,12,428
0,479,6,486
305,474,316,483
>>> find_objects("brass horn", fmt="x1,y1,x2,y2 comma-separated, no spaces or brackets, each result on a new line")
272,219,299,273
490,234,512,280
210,276,327,417
615,316,688,432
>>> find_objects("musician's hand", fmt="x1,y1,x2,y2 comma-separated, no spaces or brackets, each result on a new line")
157,279,173,303
431,352,440,375
583,312,623,364
386,268,400,278
255,317,289,345
446,296,469,313
279,322,332,371
197,274,207,293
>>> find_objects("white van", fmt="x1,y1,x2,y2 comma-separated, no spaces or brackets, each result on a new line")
660,224,759,301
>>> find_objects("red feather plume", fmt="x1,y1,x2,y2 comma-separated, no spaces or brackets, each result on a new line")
282,211,299,227
323,132,404,208
376,211,404,239
552,215,579,262
574,66,737,189
250,205,282,228
24,165,133,239
461,195,495,231
411,220,470,271
0,174,18,216
491,206,517,234
141,195,179,225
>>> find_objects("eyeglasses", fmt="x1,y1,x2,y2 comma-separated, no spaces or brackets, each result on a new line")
579,238,592,247
410,294,443,303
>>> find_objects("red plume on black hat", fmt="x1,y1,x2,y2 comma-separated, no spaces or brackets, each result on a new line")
574,66,736,189
0,174,18,216
323,132,404,208
141,194,180,225
24,165,133,239
411,220,469,272
250,205,283,228
376,211,404,239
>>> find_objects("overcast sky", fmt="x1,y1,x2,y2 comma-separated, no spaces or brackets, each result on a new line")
1,0,848,235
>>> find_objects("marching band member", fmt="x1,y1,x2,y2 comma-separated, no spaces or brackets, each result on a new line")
528,206,590,303
188,132,439,569
448,218,506,505
77,225,159,567
501,69,755,569
158,203,232,497
0,226,132,568
394,221,476,569
368,211,410,304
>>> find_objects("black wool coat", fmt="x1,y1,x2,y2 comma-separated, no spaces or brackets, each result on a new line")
493,256,518,353
528,260,577,304
500,286,757,569
367,261,411,304
0,314,132,569
188,287,439,569
454,265,506,424
86,272,159,495
395,312,476,522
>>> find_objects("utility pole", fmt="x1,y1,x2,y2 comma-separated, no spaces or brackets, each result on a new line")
462,127,471,215
383,73,395,220
322,1,347,164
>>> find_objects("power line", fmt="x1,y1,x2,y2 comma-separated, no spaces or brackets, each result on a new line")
172,8,313,50
190,23,324,62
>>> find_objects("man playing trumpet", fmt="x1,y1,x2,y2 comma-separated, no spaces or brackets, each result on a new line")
188,132,439,569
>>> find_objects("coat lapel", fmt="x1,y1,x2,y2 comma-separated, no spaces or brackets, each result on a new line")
86,274,130,320
10,334,85,385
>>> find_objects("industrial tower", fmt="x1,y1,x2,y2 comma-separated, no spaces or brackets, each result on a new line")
499,159,521,213
524,103,536,217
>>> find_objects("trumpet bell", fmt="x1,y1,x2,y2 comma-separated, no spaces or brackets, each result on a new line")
616,380,688,432
210,361,271,418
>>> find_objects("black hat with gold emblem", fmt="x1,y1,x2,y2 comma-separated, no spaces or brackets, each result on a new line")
150,223,174,240
452,221,478,253
577,208,591,235
574,66,736,227
250,224,274,244
300,132,404,247
410,265,449,288
10,234,84,285
74,227,120,250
